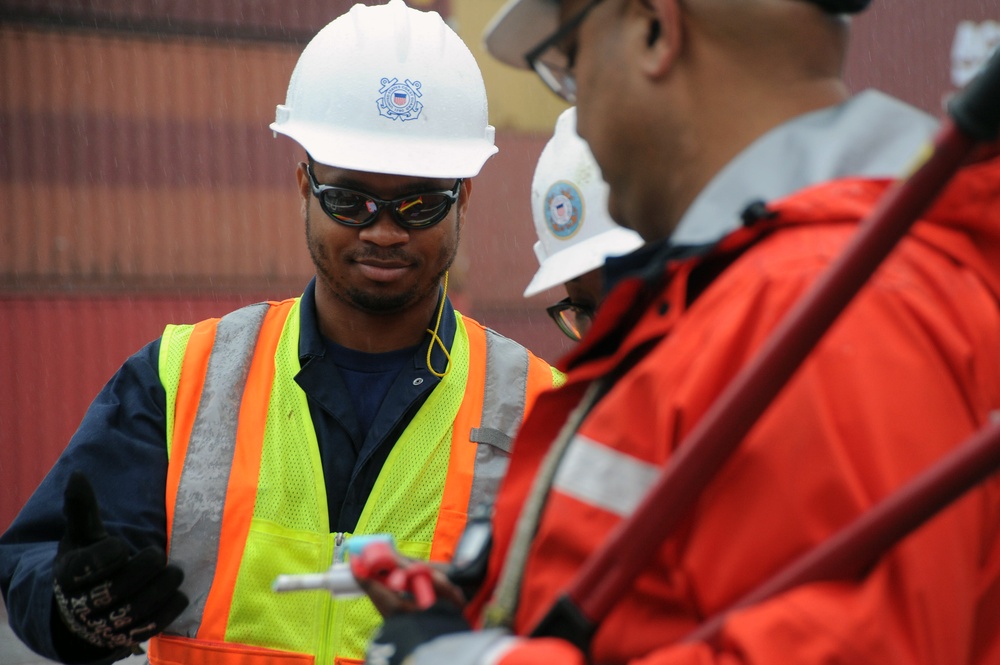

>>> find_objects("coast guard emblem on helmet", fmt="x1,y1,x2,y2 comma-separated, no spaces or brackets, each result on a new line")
544,181,584,239
377,77,424,121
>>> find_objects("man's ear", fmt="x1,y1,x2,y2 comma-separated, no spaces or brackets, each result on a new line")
457,178,473,228
637,0,682,78
295,162,310,200
295,162,311,218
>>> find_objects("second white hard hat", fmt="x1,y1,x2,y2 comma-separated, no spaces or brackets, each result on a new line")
271,0,498,179
524,108,644,297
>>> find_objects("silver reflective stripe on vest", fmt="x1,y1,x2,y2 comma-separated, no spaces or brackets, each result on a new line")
552,434,659,517
168,303,270,637
467,329,529,512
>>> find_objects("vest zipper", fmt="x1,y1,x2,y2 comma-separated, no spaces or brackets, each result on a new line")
317,533,344,665
333,532,347,563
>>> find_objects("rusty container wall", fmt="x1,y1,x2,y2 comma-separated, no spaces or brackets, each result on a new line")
3,0,998,530
845,2,1000,117
0,295,292,529
0,26,310,291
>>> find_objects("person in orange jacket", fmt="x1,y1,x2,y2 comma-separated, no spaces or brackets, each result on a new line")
359,0,1000,663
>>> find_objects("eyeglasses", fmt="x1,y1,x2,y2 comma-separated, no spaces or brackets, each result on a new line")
547,297,596,342
524,0,607,103
306,162,462,229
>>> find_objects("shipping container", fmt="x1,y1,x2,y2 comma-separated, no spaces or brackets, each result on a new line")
2,0,997,530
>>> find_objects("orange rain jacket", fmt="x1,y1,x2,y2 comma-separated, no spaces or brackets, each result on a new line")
469,151,1000,664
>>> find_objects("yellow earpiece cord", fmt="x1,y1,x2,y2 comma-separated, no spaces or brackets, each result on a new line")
425,270,452,378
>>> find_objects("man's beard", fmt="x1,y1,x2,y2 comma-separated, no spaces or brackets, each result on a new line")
306,207,459,314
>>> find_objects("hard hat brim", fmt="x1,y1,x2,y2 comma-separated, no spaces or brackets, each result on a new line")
483,0,559,70
523,227,644,297
271,121,499,179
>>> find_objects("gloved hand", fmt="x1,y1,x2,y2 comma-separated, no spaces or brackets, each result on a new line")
51,470,189,660
366,601,471,665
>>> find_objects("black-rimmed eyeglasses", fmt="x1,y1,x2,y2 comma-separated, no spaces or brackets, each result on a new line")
547,297,596,342
524,0,607,103
306,162,462,229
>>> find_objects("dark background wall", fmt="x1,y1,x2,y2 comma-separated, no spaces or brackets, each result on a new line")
2,0,998,530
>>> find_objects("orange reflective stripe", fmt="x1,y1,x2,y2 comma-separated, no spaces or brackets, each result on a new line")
149,633,314,665
165,317,219,553
199,299,295,641
430,320,487,562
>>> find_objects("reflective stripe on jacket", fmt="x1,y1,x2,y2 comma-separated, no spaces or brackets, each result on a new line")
148,297,558,665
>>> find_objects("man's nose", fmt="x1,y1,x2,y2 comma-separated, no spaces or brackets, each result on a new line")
358,209,410,245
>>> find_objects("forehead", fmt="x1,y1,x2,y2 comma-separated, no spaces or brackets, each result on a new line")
311,163,455,194
564,269,604,304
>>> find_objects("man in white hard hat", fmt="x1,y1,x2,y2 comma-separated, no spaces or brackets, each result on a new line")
0,3,562,664
357,0,1000,663
526,107,643,342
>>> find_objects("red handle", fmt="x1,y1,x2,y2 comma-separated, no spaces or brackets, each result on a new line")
350,542,437,609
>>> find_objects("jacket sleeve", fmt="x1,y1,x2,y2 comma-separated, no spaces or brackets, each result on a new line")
0,338,170,663
614,239,1000,664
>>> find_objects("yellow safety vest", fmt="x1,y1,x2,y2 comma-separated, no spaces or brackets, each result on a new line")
148,298,559,665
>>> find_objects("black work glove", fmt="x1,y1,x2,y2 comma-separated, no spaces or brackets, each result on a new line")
51,470,189,661
366,601,471,665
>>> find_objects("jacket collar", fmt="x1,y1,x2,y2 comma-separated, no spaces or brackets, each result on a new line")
671,90,937,247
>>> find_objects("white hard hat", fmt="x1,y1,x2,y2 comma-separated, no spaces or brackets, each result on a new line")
483,0,558,71
271,0,498,179
524,108,643,297
483,0,869,70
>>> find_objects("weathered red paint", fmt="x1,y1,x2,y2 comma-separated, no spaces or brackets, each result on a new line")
3,0,994,530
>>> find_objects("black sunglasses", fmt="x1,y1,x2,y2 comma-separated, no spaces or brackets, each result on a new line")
524,0,607,103
306,162,462,229
547,297,596,342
